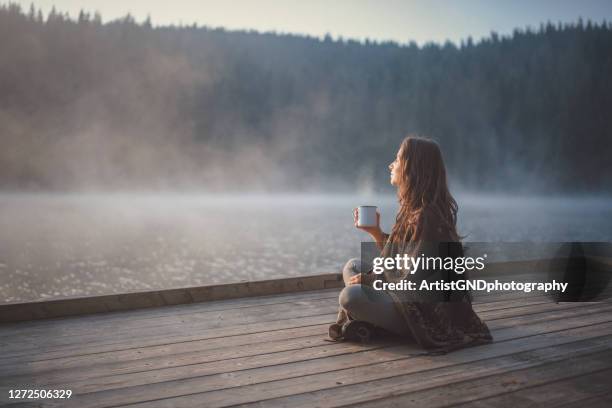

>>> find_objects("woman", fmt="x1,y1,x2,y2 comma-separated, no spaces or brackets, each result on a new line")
334,136,492,351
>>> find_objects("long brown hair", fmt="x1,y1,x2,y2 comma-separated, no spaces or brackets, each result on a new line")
388,136,459,243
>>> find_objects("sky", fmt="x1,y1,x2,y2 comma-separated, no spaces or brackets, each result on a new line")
13,0,612,45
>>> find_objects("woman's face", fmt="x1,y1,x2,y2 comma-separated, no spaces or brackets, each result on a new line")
389,150,401,186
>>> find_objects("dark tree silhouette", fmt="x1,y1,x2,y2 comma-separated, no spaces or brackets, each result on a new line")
0,4,610,192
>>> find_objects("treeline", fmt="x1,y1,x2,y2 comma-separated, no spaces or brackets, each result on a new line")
1,3,611,192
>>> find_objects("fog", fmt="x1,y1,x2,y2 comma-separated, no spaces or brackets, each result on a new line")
1,6,612,302
1,6,612,193
1,192,611,303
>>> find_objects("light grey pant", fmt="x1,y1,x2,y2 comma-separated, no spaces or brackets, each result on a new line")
339,258,411,337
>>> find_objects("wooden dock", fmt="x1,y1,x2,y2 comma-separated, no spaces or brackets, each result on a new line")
1,289,611,406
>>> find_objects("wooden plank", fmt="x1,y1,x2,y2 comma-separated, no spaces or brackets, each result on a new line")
0,273,344,323
0,302,338,355
0,314,336,363
2,291,537,356
0,289,340,334
0,294,338,341
12,304,612,398
54,323,612,408
0,333,361,386
450,370,612,408
226,344,612,407
477,300,593,321
345,355,612,408
0,283,549,343
14,341,606,408
0,286,338,333
0,294,586,366
55,343,423,396
0,301,597,391
485,302,612,330
7,342,607,408
0,294,588,362
2,300,608,379
0,340,395,403
555,393,612,408
2,306,612,404
235,346,612,408
0,292,565,356
0,323,330,369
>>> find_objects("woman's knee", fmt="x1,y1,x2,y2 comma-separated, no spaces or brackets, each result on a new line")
342,258,361,284
342,258,361,274
340,286,410,337
339,285,367,312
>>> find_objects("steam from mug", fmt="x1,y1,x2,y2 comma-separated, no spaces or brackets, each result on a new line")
357,206,377,227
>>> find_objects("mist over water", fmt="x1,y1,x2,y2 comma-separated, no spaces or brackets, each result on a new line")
1,7,611,303
1,192,611,303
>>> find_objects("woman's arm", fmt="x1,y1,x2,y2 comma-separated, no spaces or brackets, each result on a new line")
370,230,389,251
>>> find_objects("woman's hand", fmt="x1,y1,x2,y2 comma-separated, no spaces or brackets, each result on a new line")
353,207,388,250
349,274,362,285
353,207,382,236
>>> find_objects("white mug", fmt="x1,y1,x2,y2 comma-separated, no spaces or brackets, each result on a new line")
357,205,377,227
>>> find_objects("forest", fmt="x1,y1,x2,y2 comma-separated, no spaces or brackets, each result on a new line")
1,3,611,193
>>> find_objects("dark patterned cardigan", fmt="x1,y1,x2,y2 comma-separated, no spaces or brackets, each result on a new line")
369,210,493,352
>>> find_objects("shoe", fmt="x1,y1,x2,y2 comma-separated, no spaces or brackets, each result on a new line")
335,307,349,325
342,320,374,343
328,323,343,340
328,307,350,341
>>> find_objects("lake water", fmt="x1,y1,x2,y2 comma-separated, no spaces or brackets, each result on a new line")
1,193,611,303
